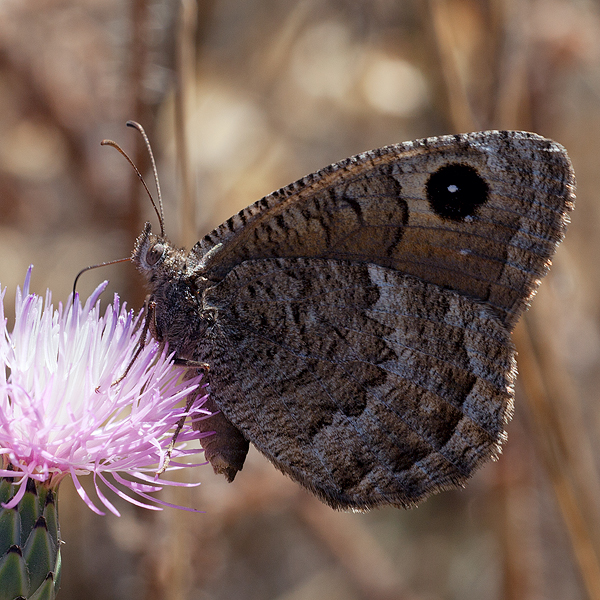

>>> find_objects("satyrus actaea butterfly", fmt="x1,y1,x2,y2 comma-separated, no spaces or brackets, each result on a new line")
113,123,574,510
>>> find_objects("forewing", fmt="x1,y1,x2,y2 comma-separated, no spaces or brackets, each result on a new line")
197,131,574,330
197,258,516,510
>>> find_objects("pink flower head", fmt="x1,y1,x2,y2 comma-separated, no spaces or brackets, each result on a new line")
0,267,209,515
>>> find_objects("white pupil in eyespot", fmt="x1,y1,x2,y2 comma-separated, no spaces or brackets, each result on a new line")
447,184,459,193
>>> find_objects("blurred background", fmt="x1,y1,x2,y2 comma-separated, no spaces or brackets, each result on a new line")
0,0,598,598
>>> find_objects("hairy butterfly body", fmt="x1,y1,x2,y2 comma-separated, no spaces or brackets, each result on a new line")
132,130,574,510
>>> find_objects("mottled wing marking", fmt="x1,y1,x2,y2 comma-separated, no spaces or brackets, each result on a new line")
197,258,516,509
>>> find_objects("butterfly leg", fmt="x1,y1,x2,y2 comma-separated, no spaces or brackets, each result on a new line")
104,297,155,390
174,357,210,370
156,389,201,475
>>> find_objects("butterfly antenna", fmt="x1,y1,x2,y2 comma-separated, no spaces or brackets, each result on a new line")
126,121,165,237
72,257,131,302
100,136,164,236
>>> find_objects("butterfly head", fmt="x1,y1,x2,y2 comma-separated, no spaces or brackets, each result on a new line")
132,222,188,286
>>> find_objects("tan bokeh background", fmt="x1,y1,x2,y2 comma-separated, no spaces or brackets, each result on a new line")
0,1,599,599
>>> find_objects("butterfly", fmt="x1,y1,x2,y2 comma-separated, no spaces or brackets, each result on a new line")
128,127,574,510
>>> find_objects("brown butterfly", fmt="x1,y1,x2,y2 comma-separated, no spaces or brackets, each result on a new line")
126,125,574,510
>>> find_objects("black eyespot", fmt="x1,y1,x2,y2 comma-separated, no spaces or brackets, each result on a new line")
146,242,165,266
426,163,489,221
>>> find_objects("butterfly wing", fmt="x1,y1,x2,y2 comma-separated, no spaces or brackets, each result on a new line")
197,131,574,330
185,130,573,507
197,258,515,509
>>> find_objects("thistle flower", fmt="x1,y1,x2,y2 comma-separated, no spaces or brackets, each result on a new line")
0,267,208,599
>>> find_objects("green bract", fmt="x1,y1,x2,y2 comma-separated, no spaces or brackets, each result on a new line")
0,478,61,600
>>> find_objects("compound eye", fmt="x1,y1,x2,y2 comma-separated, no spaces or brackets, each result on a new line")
146,242,165,266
